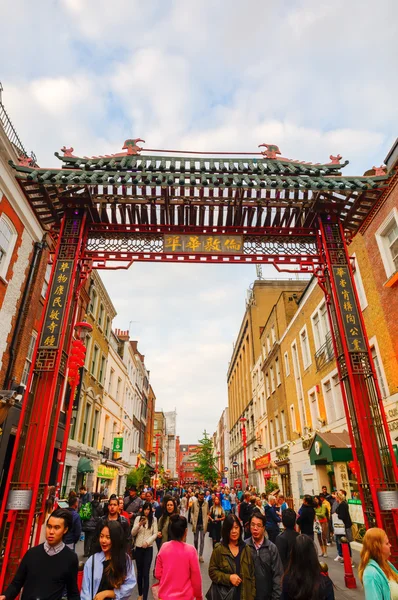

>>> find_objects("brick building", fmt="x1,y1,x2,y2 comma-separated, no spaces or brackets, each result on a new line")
179,444,201,485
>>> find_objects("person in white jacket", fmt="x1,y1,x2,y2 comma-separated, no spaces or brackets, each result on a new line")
81,520,136,600
131,501,158,600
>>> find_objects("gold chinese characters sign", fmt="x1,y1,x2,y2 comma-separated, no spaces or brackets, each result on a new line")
163,234,243,254
332,266,366,353
39,260,73,349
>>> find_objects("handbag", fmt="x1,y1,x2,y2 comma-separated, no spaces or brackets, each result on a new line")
205,583,235,600
332,513,346,536
314,519,322,534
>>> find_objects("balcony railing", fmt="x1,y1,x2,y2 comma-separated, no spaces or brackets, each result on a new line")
102,446,111,459
0,84,37,164
314,331,335,371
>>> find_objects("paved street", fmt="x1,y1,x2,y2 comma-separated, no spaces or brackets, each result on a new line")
77,528,365,599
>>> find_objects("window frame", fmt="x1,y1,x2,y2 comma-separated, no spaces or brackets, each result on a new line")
284,351,290,376
369,335,389,399
375,207,398,279
21,330,38,387
299,324,312,369
0,213,17,281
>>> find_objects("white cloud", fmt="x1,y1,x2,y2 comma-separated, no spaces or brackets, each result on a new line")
1,0,398,440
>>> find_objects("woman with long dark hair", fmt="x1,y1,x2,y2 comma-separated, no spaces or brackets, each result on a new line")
208,495,225,547
132,502,158,600
157,496,178,550
154,515,202,599
81,521,136,600
209,513,256,600
281,534,334,600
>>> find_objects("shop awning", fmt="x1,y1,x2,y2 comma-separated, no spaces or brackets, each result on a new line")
309,431,353,465
77,456,94,473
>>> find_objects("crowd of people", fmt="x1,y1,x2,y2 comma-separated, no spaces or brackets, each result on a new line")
0,482,396,600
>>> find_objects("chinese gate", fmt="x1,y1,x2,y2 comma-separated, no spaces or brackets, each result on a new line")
0,141,397,584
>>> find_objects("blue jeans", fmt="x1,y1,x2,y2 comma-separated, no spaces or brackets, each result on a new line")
336,528,352,557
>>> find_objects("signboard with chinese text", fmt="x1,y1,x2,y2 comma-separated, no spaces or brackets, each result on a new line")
255,453,271,470
163,234,243,254
97,465,118,479
39,260,74,349
332,266,366,353
113,437,124,452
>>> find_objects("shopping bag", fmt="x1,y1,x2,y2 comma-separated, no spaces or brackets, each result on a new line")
332,513,346,535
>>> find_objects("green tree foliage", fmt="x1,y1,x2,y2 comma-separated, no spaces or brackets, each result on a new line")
193,431,219,485
126,464,152,489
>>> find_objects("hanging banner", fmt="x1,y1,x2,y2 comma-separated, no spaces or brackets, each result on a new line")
163,234,243,254
39,260,74,349
332,266,367,353
113,437,124,452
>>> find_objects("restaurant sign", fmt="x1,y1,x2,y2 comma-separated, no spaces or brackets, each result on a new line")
332,266,366,353
97,465,118,479
255,453,271,470
164,234,243,254
39,260,74,349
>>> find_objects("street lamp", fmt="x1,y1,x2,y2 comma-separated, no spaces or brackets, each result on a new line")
240,417,249,490
55,320,92,500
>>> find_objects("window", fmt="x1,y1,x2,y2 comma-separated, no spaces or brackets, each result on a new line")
91,345,99,376
323,379,335,423
108,368,114,394
81,402,91,444
105,316,111,338
332,374,345,420
311,301,331,351
91,409,99,447
281,410,287,442
284,352,290,376
351,254,368,310
116,377,122,401
99,355,106,385
21,331,37,386
275,357,281,386
89,288,97,316
290,404,297,433
271,325,276,345
291,341,305,430
266,336,271,353
0,214,17,280
322,372,345,424
370,340,389,399
309,389,319,429
270,366,276,393
376,209,398,278
265,373,270,398
275,415,280,446
41,263,52,298
300,326,311,369
98,304,104,329
270,419,275,448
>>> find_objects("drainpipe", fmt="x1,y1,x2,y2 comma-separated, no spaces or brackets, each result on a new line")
4,237,47,389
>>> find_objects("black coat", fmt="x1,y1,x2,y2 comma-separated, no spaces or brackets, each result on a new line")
275,528,299,569
336,501,352,528
246,536,283,600
297,504,315,536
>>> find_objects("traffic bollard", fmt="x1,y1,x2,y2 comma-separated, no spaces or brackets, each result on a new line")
341,536,356,589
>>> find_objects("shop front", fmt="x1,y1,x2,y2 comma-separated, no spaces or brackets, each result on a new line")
255,453,279,492
96,464,119,497
275,445,292,498
308,431,356,497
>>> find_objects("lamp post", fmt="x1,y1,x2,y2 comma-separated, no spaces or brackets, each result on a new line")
240,418,249,490
55,320,92,501
154,433,161,497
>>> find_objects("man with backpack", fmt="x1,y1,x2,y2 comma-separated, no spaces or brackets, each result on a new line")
63,496,82,551
246,512,283,600
123,485,143,524
81,492,103,556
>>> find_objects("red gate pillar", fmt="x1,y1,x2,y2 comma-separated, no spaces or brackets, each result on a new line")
0,210,88,587
318,214,398,561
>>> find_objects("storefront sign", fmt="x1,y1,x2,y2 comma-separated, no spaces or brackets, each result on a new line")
113,437,124,452
255,453,271,470
164,234,243,254
97,465,118,479
332,266,366,353
6,490,32,510
39,260,74,349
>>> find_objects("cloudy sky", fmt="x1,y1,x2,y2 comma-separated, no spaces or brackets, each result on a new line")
3,0,397,442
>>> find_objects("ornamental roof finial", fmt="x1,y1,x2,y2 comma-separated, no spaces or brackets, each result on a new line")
122,138,145,155
329,154,343,164
61,146,75,157
259,143,281,159
18,155,34,166
372,165,387,176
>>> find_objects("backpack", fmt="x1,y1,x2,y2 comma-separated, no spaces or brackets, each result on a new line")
79,502,92,521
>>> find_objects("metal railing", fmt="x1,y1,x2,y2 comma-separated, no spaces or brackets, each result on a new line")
0,82,37,164
314,331,335,371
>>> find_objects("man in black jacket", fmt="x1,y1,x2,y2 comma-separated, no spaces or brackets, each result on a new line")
274,508,299,569
0,509,79,600
239,492,254,539
91,496,131,554
245,513,283,600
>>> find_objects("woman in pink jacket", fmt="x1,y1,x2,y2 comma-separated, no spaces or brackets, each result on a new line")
155,514,203,600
